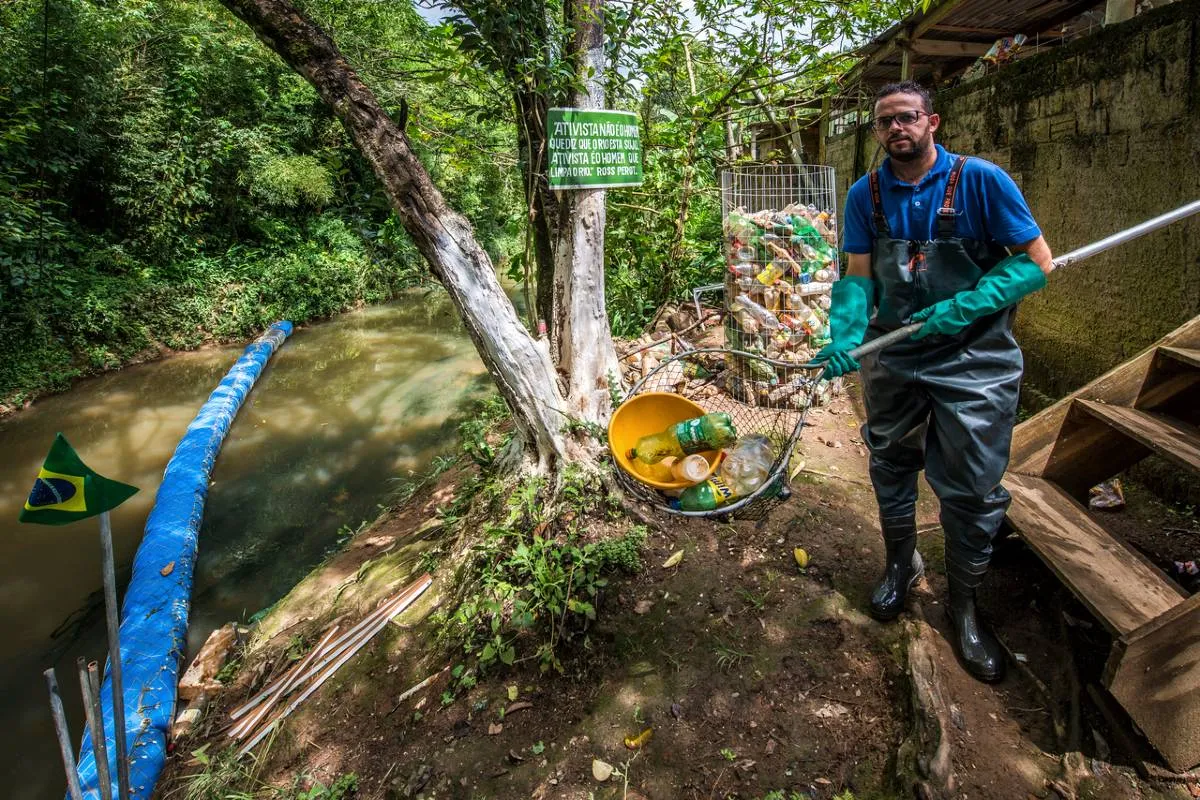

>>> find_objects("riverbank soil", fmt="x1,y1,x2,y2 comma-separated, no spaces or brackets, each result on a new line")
157,384,1197,800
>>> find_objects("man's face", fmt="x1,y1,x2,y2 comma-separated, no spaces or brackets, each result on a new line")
872,92,939,163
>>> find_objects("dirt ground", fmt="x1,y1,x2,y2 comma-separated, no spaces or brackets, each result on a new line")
157,383,1199,800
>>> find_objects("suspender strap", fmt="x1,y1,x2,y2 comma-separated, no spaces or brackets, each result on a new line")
868,169,891,236
936,155,968,238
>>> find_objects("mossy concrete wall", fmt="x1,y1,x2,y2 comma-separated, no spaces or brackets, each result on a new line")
826,0,1200,399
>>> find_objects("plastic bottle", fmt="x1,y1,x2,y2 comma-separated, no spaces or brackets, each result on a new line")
669,474,739,511
719,434,775,495
730,262,757,278
670,454,710,484
631,458,675,484
732,295,781,330
628,412,738,464
756,260,787,286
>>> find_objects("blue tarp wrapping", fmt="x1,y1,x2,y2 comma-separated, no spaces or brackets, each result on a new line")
73,322,293,800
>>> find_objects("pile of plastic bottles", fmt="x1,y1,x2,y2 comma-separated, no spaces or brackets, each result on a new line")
723,203,839,363
626,412,777,512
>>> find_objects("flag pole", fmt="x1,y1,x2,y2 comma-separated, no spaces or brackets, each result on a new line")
99,510,132,800
79,658,114,800
44,667,85,800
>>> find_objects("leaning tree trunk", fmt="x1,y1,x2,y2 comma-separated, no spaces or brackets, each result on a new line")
219,0,574,473
551,0,621,434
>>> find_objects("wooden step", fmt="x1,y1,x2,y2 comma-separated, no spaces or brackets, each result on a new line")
1160,346,1200,370
1004,472,1185,636
1104,593,1200,771
1075,400,1200,473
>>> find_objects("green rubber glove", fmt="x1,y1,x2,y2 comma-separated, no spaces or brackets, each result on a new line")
813,275,875,378
911,253,1047,341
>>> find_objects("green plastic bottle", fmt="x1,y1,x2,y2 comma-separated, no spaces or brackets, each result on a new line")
670,475,739,511
628,412,737,464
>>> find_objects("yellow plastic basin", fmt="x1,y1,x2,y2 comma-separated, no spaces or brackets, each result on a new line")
608,392,723,490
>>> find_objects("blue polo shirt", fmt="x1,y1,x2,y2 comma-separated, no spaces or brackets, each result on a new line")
842,144,1041,254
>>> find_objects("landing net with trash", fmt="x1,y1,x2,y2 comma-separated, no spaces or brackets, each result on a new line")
610,165,845,521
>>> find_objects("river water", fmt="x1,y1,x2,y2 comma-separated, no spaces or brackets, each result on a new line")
0,293,492,799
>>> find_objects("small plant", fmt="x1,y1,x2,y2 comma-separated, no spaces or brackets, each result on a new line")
720,747,737,761
737,585,770,613
530,741,545,755
214,658,242,685
713,639,752,672
561,414,606,442
607,371,625,408
289,773,359,799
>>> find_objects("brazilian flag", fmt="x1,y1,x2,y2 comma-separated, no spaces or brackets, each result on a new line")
19,433,138,525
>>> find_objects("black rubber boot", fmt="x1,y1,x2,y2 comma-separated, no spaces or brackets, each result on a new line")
868,516,925,621
946,560,1006,683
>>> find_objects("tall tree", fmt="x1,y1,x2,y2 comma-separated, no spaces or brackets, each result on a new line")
219,0,618,474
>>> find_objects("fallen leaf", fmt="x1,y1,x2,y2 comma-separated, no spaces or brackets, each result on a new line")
662,549,684,569
506,701,533,714
623,727,653,750
789,459,807,481
765,739,777,755
592,759,614,782
634,600,654,615
507,685,519,701
160,561,175,577
793,548,809,569
815,777,832,785
507,750,525,763
488,723,503,735
813,702,849,719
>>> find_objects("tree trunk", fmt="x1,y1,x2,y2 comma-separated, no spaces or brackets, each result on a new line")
219,0,573,472
552,0,621,436
513,88,558,331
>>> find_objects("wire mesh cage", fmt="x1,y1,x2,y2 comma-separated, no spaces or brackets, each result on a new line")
720,164,840,374
614,347,833,522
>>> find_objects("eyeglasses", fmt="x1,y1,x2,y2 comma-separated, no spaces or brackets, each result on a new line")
871,110,929,131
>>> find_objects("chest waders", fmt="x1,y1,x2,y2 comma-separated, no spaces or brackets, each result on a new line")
861,156,1016,682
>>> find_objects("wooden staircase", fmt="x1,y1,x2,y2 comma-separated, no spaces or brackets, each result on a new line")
1006,316,1200,771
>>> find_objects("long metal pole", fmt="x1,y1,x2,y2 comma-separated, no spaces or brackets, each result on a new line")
848,198,1200,360
44,667,85,800
79,659,114,800
99,511,132,800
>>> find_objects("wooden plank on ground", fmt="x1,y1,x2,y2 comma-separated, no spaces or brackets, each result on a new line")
1004,472,1183,636
1076,401,1200,472
1105,592,1200,771
1010,316,1200,476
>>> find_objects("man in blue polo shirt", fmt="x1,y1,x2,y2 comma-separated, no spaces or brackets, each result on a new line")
814,81,1054,682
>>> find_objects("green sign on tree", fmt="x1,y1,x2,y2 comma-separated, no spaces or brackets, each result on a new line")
547,108,643,190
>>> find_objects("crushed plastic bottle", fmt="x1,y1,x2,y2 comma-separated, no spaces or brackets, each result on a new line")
719,434,774,495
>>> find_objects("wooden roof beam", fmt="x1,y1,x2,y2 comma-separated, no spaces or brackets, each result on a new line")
908,38,993,57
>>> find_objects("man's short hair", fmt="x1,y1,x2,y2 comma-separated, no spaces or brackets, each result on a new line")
874,81,933,114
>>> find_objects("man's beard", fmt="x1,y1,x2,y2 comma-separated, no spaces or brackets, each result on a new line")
885,132,932,162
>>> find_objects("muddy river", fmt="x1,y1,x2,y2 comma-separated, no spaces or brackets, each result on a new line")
0,293,492,798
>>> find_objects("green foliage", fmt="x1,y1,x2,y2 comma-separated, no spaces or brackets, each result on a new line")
0,0,522,407
446,477,648,673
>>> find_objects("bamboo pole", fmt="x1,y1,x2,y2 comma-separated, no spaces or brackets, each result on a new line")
79,659,114,800
44,667,84,800
98,511,131,800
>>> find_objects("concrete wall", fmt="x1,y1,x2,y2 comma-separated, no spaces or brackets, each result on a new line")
825,0,1200,399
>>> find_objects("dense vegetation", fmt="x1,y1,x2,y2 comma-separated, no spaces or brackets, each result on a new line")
0,0,519,406
1,0,908,408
